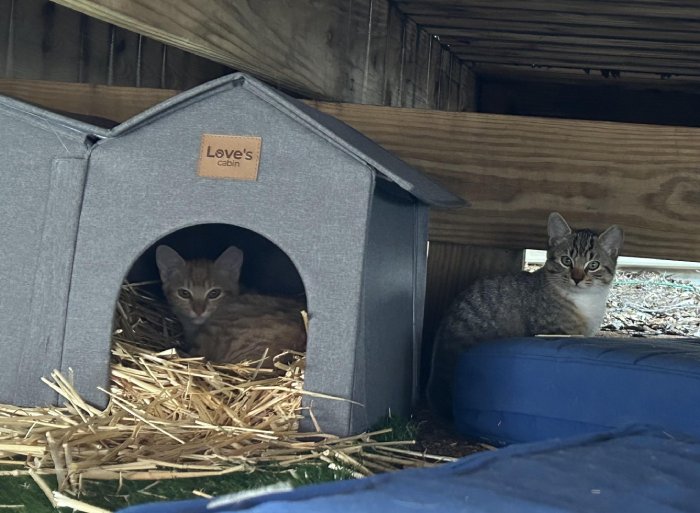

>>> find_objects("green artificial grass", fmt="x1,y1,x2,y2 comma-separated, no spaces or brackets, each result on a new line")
0,472,58,512
371,414,421,443
0,463,355,512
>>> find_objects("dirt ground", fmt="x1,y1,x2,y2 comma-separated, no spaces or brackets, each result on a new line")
602,270,700,338
412,403,497,458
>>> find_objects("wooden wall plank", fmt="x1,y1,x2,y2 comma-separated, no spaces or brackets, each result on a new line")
135,34,164,88
400,19,419,108
445,55,459,111
160,46,231,91
309,101,700,263
335,0,368,103
412,29,433,108
382,4,405,107
457,63,476,112
7,0,43,78
448,38,700,64
435,47,451,110
390,14,478,111
0,78,176,122
405,7,700,31
39,1,83,81
452,47,700,77
472,63,700,91
427,37,442,108
396,0,700,20
0,0,13,76
436,29,700,55
77,12,111,83
421,16,700,45
361,0,389,104
9,0,82,81
108,26,140,86
421,243,523,385
427,246,523,300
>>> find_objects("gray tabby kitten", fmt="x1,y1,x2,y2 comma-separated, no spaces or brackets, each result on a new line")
156,245,306,364
428,212,624,417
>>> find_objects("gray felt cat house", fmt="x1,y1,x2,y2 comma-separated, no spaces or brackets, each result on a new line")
0,73,463,436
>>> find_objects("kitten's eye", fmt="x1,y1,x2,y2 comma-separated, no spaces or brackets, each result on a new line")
560,256,573,267
587,260,600,271
207,288,222,299
177,288,192,299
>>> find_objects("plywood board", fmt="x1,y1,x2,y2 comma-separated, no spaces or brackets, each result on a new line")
310,101,700,262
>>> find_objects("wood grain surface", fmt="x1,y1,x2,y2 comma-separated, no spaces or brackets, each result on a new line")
310,101,700,262
394,0,700,77
0,78,176,123
48,0,475,107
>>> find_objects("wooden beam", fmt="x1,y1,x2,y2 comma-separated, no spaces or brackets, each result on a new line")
309,101,700,263
0,78,176,123
47,0,349,99
45,0,465,105
3,79,695,262
435,29,700,55
451,49,700,77
417,16,700,45
395,0,700,20
446,39,700,64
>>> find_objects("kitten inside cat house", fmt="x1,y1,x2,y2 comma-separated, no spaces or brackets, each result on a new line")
122,224,308,366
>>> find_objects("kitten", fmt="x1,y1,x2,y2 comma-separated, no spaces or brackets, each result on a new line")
156,245,306,364
428,212,624,417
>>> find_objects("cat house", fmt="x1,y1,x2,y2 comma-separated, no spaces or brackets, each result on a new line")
0,97,107,406
0,73,463,436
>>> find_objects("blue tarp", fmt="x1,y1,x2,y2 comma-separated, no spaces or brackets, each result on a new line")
118,426,700,513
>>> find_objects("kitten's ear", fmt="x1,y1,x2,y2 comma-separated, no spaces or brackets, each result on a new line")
547,212,572,246
215,246,244,282
598,225,624,259
155,245,185,282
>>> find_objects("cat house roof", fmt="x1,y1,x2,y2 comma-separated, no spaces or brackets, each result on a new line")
0,94,108,146
104,73,465,209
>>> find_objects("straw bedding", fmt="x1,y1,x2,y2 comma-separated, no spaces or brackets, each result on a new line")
0,283,452,499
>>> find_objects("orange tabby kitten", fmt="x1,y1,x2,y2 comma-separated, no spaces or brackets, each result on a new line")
156,245,306,364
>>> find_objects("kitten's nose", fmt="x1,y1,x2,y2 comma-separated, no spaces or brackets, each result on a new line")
192,302,206,315
571,268,585,284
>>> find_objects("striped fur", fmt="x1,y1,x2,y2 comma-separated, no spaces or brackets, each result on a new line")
156,245,306,365
427,212,624,417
